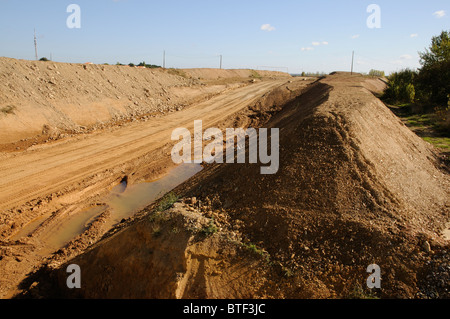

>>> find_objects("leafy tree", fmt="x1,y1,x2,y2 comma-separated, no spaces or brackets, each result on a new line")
369,69,385,77
137,61,161,69
383,69,418,103
406,83,415,103
417,30,450,105
39,57,49,62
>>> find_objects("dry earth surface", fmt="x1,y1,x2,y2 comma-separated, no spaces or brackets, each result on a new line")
0,58,449,299
0,57,300,298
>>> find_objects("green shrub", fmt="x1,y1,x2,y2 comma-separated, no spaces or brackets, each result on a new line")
200,218,218,236
137,61,161,69
242,242,270,263
369,69,385,77
418,30,450,105
347,283,379,299
156,192,179,212
383,69,418,103
167,68,188,78
406,83,416,103
250,70,262,79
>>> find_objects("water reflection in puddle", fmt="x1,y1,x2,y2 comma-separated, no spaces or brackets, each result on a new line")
42,163,203,251
43,206,106,253
105,163,202,226
11,212,52,241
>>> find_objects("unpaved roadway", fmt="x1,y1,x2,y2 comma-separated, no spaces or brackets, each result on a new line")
0,80,286,215
0,78,296,298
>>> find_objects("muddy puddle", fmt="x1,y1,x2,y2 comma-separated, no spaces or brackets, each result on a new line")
10,212,53,241
104,163,202,227
16,164,203,253
42,206,106,253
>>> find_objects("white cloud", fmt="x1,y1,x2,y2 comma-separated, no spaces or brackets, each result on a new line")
410,33,418,38
351,34,360,39
433,10,446,18
261,24,275,32
301,47,314,51
392,54,415,65
310,41,328,47
400,54,412,60
356,59,368,66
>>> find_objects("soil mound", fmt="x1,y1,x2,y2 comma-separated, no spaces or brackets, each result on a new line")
0,58,287,147
29,73,449,299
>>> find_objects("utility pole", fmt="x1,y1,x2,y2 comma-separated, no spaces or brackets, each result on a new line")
351,51,354,75
34,29,38,61
219,55,222,69
163,50,166,68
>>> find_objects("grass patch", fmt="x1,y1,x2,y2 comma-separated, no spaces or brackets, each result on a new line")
156,192,179,212
404,113,437,128
200,218,218,236
346,283,380,300
0,105,16,115
422,137,450,150
282,266,295,278
167,68,189,79
387,103,450,152
242,242,271,263
250,70,262,79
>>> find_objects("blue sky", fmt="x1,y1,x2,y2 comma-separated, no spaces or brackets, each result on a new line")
0,0,449,74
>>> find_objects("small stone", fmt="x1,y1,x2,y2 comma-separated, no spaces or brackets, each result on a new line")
423,241,431,253
173,202,183,209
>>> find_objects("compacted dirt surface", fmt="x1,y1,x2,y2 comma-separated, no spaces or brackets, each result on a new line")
0,57,304,298
1,58,449,300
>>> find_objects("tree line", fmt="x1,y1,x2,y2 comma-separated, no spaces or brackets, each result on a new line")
383,30,450,107
382,31,449,132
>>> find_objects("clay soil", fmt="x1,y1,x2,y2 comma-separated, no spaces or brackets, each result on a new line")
1,59,449,299
0,57,301,298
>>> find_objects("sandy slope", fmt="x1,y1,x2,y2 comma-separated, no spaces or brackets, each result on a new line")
0,57,289,146
0,72,302,298
39,73,449,299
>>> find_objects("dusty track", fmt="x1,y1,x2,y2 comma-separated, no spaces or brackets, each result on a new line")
0,77,301,298
33,73,449,300
0,80,285,214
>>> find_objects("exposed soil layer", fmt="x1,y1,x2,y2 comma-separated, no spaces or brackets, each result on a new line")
17,73,449,299
0,58,304,298
0,57,290,149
